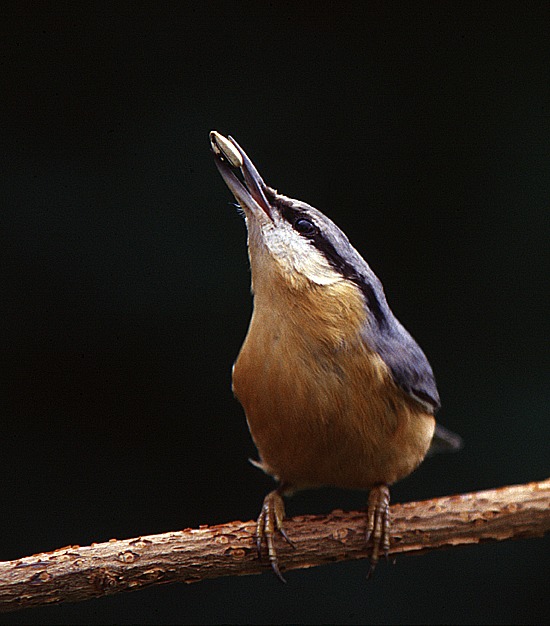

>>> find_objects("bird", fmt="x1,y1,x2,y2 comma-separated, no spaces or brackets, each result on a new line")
209,131,462,581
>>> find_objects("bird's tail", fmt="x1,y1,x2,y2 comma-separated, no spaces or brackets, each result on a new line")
428,423,463,456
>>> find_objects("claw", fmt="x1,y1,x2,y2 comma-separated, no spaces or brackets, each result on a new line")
255,507,266,559
365,484,391,577
256,487,294,582
278,526,297,549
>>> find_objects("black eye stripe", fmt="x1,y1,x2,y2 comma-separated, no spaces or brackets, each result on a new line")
275,198,388,328
278,203,312,233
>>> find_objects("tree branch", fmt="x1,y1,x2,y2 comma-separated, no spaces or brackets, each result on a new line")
0,478,548,613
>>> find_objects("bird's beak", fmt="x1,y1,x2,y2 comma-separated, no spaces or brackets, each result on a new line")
210,131,273,220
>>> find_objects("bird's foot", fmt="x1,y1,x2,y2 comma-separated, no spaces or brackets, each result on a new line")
256,488,295,582
365,483,391,578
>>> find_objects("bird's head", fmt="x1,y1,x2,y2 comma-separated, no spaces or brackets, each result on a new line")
210,131,377,299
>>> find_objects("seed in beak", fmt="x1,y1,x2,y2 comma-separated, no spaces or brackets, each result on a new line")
210,131,243,169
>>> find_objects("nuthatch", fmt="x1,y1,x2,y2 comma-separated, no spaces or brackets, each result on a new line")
210,131,462,581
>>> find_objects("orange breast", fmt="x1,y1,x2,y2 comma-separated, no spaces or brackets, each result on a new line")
232,276,435,491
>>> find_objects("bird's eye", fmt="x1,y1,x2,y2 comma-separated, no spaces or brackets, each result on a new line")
294,218,317,236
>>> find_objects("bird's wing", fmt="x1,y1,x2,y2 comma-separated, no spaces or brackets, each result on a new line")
370,319,441,413
367,320,463,453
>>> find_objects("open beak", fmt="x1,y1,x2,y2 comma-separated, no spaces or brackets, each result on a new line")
210,131,273,220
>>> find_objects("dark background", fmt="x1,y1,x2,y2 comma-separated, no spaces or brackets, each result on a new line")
1,2,548,624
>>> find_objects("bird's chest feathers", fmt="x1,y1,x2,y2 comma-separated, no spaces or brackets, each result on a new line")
247,243,369,349
231,244,433,489
232,261,391,439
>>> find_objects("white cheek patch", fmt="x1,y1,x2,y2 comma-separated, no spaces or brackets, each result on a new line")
263,221,342,286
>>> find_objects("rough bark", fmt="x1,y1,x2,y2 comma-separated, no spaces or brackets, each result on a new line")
0,478,548,613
